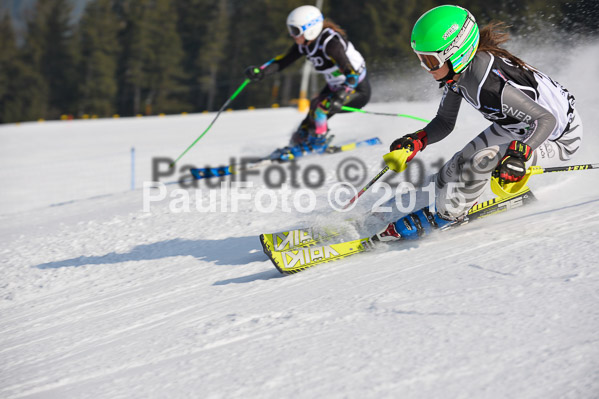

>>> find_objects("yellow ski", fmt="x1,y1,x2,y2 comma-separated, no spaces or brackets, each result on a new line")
263,237,375,275
259,227,341,252
262,188,537,274
467,187,535,220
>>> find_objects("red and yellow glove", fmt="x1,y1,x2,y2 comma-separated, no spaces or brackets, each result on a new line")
389,130,428,163
384,130,428,173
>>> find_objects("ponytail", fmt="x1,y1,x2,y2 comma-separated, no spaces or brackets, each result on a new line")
323,19,347,39
478,21,534,70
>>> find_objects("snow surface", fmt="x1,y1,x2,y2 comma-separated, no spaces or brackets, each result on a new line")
1,42,599,398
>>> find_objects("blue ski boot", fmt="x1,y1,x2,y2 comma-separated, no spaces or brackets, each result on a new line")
372,207,456,242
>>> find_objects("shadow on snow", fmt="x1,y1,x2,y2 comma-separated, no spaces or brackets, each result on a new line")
35,236,267,269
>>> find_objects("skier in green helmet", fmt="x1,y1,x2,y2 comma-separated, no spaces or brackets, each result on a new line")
373,5,583,242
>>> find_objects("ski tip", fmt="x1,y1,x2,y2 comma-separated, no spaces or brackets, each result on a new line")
259,234,286,275
259,234,269,254
337,137,382,152
359,137,382,146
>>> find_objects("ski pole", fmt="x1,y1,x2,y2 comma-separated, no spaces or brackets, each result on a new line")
341,105,431,124
538,163,599,174
343,166,390,210
342,148,415,209
491,163,599,198
170,78,251,168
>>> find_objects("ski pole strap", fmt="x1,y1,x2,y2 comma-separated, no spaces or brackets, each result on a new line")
341,106,431,123
170,78,251,167
343,166,390,210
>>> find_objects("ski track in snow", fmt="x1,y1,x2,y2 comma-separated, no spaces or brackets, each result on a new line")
1,43,599,398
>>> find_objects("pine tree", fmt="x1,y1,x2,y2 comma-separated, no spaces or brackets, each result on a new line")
78,0,120,117
195,0,229,111
0,13,17,122
0,11,48,123
21,0,78,119
174,0,211,110
146,0,188,114
117,0,188,115
117,0,152,115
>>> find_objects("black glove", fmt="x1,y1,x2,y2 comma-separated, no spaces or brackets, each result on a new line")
328,86,352,114
244,66,264,82
493,140,532,184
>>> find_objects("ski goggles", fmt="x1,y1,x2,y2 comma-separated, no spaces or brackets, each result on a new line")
287,15,323,37
287,24,303,37
414,50,445,72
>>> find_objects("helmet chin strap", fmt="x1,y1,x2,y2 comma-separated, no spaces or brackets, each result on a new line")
437,62,457,87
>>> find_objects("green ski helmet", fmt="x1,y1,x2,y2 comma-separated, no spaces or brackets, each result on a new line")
411,5,479,73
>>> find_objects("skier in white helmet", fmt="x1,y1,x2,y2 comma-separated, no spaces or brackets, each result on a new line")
245,5,370,147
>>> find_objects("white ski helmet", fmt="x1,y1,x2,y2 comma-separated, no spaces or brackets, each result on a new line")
286,5,324,41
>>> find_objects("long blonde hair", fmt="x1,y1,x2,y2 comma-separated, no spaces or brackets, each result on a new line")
323,19,347,39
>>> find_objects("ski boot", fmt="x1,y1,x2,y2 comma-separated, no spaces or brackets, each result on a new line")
289,127,311,146
372,207,456,242
270,125,311,162
284,126,330,160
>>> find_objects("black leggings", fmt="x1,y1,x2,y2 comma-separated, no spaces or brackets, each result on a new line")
300,76,372,129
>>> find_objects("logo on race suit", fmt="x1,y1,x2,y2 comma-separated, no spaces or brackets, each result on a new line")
546,143,555,158
538,144,547,159
483,105,501,112
443,24,460,40
443,155,461,179
472,148,501,174
308,56,324,67
492,68,508,82
569,96,576,109
502,104,532,123
538,143,556,160
273,230,314,251
282,245,340,269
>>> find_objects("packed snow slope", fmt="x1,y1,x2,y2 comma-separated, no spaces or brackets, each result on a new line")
1,42,599,398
